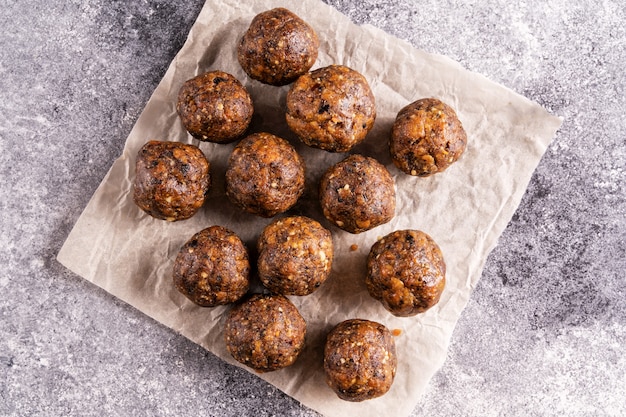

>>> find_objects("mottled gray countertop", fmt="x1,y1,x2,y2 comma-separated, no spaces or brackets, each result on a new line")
1,1,624,416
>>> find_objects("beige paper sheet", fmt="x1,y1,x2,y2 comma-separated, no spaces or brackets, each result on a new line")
57,1,563,416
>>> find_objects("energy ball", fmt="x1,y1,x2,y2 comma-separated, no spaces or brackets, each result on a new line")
226,132,305,218
286,65,376,152
319,154,395,234
323,319,397,402
173,226,250,307
224,294,306,372
133,140,211,222
390,97,467,176
366,229,446,317
257,216,334,296
238,8,319,86
176,70,253,143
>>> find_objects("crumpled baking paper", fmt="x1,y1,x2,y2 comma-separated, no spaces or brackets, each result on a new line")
57,0,563,416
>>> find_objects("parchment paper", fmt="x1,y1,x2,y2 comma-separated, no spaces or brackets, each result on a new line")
57,1,563,416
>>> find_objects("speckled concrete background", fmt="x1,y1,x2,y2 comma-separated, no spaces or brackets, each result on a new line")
1,1,624,416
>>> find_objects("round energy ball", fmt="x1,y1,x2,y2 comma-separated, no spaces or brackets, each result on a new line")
224,294,307,372
366,229,446,317
286,65,376,152
319,154,395,234
238,8,319,86
132,140,211,222
173,226,250,307
257,216,334,296
176,70,253,143
324,319,397,402
225,132,306,218
390,97,467,176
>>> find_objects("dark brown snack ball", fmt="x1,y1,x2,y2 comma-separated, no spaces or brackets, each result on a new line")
286,65,376,152
133,140,211,222
319,154,395,234
324,319,397,402
176,70,253,143
366,230,446,317
257,216,334,296
390,97,467,176
224,294,306,372
225,132,305,218
238,8,319,86
173,226,250,307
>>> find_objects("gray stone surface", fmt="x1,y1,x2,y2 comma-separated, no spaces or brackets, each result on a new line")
1,0,624,416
